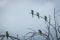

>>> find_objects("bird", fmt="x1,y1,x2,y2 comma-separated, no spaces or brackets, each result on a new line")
31,10,34,17
44,16,47,21
6,31,9,40
36,12,39,18
38,29,42,35
0,31,20,40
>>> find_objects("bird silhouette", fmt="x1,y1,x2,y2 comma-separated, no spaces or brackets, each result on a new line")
31,10,34,17
0,31,20,40
36,12,39,18
38,30,42,35
6,31,9,40
44,16,47,21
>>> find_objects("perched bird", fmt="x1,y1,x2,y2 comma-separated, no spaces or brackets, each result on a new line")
36,12,39,18
38,30,42,35
6,31,9,39
44,16,47,21
31,10,34,17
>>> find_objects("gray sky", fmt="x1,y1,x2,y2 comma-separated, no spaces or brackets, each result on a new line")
0,0,60,39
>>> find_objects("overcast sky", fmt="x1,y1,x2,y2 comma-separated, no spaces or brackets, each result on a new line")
0,0,60,39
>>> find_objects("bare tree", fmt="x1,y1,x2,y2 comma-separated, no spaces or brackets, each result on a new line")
25,8,60,40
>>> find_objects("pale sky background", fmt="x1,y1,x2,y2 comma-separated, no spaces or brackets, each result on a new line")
0,0,60,40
